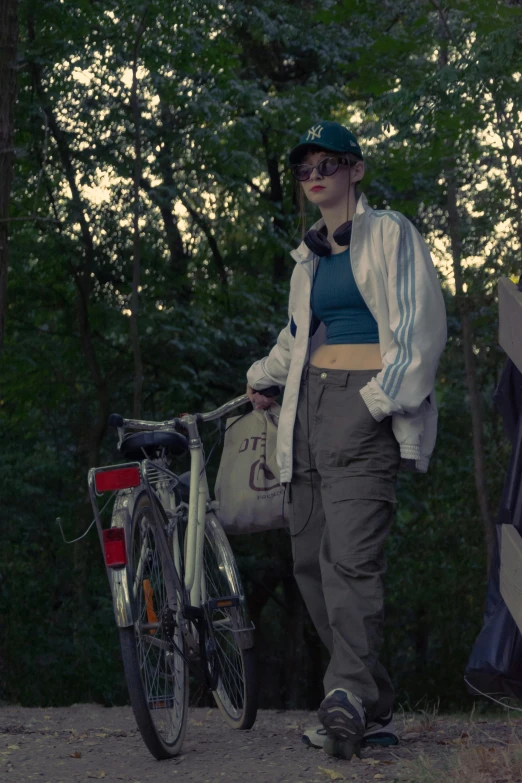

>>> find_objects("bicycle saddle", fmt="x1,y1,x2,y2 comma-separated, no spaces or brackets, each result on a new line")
119,430,188,460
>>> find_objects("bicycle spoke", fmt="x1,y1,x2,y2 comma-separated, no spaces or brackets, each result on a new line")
215,637,243,702
129,503,186,745
201,522,251,721
133,537,149,599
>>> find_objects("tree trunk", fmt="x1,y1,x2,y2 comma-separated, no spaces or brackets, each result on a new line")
414,603,429,673
156,100,189,281
245,531,292,709
261,130,287,282
40,105,107,465
281,573,305,708
437,16,494,571
129,8,148,419
0,0,17,687
28,38,108,467
0,0,19,350
445,177,494,567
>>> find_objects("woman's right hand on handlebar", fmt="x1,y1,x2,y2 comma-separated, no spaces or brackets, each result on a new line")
246,383,277,410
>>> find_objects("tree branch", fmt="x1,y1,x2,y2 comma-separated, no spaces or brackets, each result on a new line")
428,0,454,42
0,216,60,223
178,193,228,287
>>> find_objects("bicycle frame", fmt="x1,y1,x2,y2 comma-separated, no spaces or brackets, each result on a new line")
87,394,250,630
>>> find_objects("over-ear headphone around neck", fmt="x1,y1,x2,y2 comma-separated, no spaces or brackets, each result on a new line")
303,220,352,257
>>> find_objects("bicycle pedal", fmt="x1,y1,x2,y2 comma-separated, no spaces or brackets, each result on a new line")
207,596,240,610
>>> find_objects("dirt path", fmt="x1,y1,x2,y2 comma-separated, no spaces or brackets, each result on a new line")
1,705,521,783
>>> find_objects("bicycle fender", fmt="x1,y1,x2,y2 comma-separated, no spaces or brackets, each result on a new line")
107,490,137,628
206,512,255,650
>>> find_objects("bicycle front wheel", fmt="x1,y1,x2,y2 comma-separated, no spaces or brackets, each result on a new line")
119,492,189,760
202,513,257,729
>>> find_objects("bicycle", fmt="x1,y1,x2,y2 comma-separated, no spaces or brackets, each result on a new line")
87,394,257,760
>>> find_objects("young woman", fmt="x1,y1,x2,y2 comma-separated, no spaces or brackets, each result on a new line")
245,120,447,760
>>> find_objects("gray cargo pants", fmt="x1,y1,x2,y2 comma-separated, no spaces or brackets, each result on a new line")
287,364,401,720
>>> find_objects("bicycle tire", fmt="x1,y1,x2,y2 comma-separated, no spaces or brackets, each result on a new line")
202,513,257,730
119,492,189,760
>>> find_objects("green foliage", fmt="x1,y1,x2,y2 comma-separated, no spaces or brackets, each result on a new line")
1,0,521,710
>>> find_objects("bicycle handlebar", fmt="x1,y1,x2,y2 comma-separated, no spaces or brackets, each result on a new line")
198,394,249,423
108,394,250,432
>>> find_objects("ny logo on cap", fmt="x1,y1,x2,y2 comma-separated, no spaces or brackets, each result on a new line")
306,125,323,141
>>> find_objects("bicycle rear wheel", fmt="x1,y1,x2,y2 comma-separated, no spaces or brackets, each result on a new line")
202,513,257,729
119,492,189,759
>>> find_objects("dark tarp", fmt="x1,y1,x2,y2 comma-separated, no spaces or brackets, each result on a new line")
464,276,522,703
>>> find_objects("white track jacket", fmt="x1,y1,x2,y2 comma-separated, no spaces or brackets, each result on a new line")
247,192,448,484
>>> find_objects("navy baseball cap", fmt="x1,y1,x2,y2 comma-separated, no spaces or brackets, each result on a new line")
289,121,363,164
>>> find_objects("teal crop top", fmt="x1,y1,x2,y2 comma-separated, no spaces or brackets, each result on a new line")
311,248,379,345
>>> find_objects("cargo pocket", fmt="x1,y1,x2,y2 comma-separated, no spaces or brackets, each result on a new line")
323,477,396,576
325,475,397,505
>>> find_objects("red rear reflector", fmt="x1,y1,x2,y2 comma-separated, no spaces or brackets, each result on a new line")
95,467,140,492
103,528,127,567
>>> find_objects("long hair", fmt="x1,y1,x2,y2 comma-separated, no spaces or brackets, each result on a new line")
295,151,362,240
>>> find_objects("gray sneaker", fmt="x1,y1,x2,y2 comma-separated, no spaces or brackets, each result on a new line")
317,688,367,759
363,708,399,747
303,703,398,753
302,725,328,749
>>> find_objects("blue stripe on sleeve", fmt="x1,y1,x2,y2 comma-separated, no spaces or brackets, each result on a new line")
390,219,416,398
381,213,406,395
381,213,416,400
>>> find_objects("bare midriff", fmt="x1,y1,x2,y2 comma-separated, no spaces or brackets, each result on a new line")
310,343,382,371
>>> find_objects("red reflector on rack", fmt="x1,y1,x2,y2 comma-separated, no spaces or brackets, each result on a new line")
95,467,140,492
103,528,127,567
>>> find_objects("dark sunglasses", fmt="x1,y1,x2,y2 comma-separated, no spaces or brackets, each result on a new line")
290,155,353,182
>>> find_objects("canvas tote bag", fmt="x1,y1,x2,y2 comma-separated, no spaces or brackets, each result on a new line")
213,403,287,534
